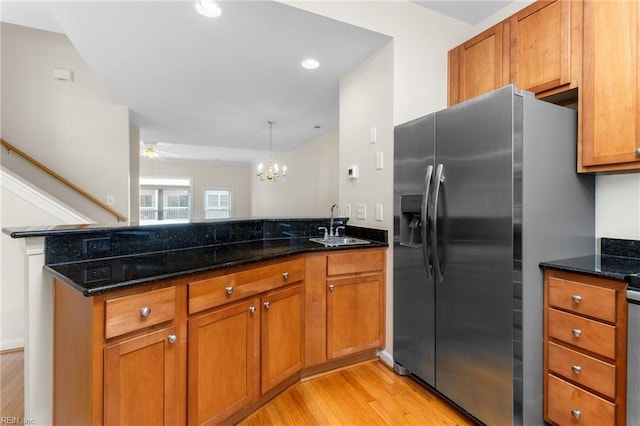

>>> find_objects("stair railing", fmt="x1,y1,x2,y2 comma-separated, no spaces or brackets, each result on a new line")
1,138,127,222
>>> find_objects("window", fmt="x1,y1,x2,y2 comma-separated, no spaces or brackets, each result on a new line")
204,188,232,219
140,177,191,224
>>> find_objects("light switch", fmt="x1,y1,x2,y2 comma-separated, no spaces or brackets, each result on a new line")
375,204,383,221
356,204,366,220
343,204,352,218
376,152,383,170
369,126,377,144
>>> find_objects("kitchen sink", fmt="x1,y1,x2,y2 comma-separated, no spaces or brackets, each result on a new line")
309,236,371,247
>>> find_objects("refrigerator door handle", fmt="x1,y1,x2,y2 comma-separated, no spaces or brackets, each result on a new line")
431,163,445,282
421,164,434,278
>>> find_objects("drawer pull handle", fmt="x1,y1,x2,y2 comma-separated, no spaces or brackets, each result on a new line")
571,365,582,374
571,409,581,419
571,295,583,303
264,301,271,309
167,334,177,344
329,284,335,291
249,306,256,314
571,328,582,338
282,272,289,279
225,286,234,295
140,306,151,317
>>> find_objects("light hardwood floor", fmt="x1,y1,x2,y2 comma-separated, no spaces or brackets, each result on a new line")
239,361,475,425
0,349,24,419
0,351,474,425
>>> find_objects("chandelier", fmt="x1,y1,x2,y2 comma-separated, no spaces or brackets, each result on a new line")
257,121,287,182
141,143,159,159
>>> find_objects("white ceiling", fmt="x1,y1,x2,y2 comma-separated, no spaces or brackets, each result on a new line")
1,1,514,163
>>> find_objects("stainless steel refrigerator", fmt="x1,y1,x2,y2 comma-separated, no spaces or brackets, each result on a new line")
393,85,595,425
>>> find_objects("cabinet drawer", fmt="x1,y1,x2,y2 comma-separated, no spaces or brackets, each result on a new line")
548,309,616,359
548,277,616,323
547,374,615,426
188,258,304,314
105,286,176,339
327,249,384,276
548,341,616,399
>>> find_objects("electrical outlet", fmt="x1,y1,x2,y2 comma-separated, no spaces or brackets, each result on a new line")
83,237,112,255
83,266,112,283
356,204,366,220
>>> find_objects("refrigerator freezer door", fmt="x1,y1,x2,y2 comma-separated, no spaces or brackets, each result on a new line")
393,114,436,385
433,86,515,425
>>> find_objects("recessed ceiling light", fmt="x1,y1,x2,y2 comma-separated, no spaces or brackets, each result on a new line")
195,1,222,18
301,59,320,70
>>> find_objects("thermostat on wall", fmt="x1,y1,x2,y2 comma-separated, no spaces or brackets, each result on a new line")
348,165,359,179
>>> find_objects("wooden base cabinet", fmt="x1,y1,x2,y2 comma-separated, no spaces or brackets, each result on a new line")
54,249,384,425
543,270,627,426
187,298,260,426
104,326,179,425
53,280,184,426
304,248,386,369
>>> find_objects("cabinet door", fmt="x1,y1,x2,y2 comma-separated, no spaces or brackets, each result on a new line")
187,298,260,426
449,22,509,106
261,284,303,394
104,326,178,426
510,0,577,95
327,274,384,360
581,0,640,170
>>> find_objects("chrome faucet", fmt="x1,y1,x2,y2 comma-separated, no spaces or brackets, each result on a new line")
330,204,339,236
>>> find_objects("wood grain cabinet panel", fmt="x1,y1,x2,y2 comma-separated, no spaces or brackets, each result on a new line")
581,0,640,171
327,274,383,360
105,286,176,339
547,374,615,426
261,284,303,394
448,22,510,106
187,298,260,426
510,0,580,96
104,326,178,426
548,276,617,323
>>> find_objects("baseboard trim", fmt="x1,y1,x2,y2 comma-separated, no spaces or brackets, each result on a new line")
0,338,25,352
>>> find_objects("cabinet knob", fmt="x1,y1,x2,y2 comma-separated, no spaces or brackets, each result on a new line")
571,328,582,338
168,334,177,344
140,306,151,317
225,286,234,295
264,301,271,309
635,148,640,156
571,409,581,419
571,295,582,303
282,272,289,279
249,306,256,314
329,284,335,291
571,365,582,374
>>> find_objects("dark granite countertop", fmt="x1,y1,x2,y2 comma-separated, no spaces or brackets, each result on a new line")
46,237,387,296
540,238,640,291
24,218,388,296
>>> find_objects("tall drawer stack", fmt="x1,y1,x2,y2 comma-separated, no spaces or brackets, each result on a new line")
544,270,628,426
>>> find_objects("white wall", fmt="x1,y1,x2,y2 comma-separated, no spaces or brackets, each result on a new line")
596,174,640,241
1,23,130,224
250,128,339,217
0,188,64,350
139,158,251,220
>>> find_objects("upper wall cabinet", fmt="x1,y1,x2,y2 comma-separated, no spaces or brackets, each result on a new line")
448,22,510,106
580,0,640,172
510,0,581,97
448,0,640,173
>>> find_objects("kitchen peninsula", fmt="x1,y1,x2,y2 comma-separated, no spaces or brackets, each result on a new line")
5,218,388,425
